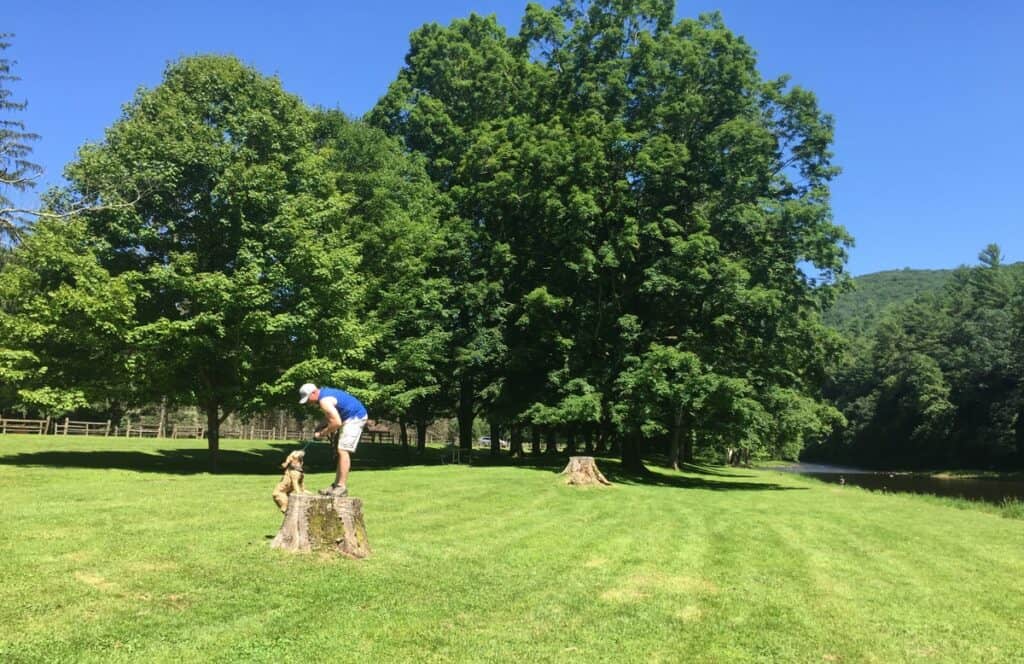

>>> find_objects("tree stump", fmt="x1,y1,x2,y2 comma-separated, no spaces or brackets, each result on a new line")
561,456,611,486
270,494,371,559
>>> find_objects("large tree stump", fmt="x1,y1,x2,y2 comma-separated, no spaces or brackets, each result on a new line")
270,494,371,559
561,456,611,486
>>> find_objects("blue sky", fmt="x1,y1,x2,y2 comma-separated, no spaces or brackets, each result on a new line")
6,1,1023,275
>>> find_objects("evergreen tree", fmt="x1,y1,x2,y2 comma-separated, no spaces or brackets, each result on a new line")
0,34,42,238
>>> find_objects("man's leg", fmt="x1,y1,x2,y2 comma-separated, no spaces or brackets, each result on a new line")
336,449,351,488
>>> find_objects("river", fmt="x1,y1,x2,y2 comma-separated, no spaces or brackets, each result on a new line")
771,463,1024,505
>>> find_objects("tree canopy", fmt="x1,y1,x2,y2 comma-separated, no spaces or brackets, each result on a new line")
2,3,859,471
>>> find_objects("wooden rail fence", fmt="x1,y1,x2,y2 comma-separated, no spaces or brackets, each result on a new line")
0,419,399,443
58,418,112,436
0,418,50,435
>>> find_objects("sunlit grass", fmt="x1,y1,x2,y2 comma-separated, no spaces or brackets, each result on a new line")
1,435,1022,662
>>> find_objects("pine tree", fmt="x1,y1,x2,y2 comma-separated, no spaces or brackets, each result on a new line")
0,34,42,237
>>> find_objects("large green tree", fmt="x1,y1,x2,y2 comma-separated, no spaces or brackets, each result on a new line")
308,110,449,444
375,1,851,470
63,56,369,467
0,216,136,415
371,14,527,450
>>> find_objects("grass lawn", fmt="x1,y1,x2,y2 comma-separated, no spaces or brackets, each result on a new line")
1,435,1022,663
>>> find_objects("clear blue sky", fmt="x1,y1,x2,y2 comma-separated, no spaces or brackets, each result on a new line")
6,0,1023,275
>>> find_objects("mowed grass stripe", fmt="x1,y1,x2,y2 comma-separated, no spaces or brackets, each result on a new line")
1,435,1022,662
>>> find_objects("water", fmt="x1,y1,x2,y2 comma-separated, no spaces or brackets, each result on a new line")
772,463,1024,505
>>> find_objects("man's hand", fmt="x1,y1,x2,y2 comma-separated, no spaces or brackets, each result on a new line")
313,423,329,440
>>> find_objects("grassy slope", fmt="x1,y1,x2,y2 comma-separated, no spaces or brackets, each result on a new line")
1,436,1022,663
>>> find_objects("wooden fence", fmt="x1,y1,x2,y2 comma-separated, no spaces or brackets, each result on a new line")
362,429,394,444
58,418,112,436
170,424,205,439
0,418,399,443
0,418,50,434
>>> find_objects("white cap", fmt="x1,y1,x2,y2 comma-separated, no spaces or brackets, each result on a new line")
298,383,317,404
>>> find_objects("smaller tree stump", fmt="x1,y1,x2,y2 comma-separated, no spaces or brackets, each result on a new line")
561,456,611,486
270,494,371,559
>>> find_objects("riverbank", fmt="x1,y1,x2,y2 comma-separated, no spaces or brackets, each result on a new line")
768,461,1024,510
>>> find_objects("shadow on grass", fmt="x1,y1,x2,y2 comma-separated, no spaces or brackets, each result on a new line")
0,442,449,476
474,452,802,492
0,442,801,491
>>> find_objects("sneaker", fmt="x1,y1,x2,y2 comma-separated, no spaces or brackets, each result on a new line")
318,483,348,497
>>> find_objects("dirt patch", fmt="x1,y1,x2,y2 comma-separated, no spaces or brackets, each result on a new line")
601,572,718,604
74,571,119,593
676,605,703,622
600,586,648,603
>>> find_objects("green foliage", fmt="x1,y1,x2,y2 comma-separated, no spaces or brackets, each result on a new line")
0,216,136,415
61,56,364,447
5,3,856,467
823,267,987,334
817,247,1024,468
1,57,443,466
373,1,851,466
0,34,42,237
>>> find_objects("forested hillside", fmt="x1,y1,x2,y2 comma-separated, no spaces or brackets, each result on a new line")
826,263,1024,333
825,268,953,332
811,249,1024,469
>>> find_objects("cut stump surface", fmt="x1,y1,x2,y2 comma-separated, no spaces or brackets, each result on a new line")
270,494,371,559
562,456,611,486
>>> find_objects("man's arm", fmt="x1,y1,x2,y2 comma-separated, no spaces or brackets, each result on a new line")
313,398,343,439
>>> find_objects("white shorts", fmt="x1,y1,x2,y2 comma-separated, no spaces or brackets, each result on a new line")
338,416,367,452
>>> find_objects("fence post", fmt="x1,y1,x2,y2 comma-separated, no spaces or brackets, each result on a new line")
44,417,51,435
125,418,131,438
105,420,111,436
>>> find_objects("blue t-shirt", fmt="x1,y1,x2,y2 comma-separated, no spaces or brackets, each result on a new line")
318,387,367,420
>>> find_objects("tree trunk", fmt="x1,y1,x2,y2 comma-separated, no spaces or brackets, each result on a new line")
561,456,611,486
271,494,370,559
510,423,523,457
457,378,474,451
566,432,577,454
596,422,608,453
682,429,695,464
157,397,167,438
545,428,559,455
1015,403,1024,462
669,407,683,471
416,419,427,454
205,403,220,472
620,430,645,473
489,419,501,456
399,420,409,448
584,429,594,454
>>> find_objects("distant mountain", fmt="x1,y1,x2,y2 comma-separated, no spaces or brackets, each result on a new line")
824,268,953,333
825,263,1024,333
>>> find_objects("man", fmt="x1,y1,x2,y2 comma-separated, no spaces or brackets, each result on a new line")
298,382,368,497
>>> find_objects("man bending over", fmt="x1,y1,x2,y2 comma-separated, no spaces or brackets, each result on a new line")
298,382,368,497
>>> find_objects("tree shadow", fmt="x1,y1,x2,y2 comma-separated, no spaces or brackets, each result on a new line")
0,441,800,491
472,451,801,492
599,463,802,491
0,441,450,475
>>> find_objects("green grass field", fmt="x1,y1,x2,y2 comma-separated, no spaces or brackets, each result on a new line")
1,435,1022,663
